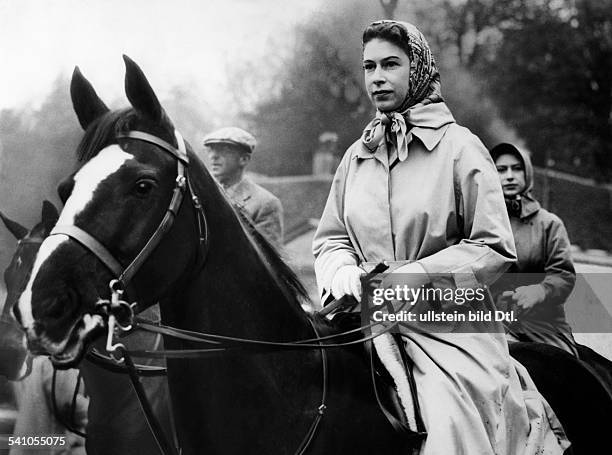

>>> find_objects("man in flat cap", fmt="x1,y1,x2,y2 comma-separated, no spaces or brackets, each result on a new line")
202,127,283,246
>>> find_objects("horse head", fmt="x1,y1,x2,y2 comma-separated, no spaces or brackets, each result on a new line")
15,56,206,368
0,200,58,379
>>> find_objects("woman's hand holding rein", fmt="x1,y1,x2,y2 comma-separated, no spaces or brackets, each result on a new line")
331,265,365,301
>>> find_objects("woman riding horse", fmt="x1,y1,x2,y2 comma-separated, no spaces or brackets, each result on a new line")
313,20,569,454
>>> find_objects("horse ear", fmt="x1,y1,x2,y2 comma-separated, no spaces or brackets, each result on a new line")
123,55,163,123
0,211,28,240
41,200,59,234
71,66,110,130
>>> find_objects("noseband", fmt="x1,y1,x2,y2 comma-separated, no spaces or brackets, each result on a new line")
49,129,208,307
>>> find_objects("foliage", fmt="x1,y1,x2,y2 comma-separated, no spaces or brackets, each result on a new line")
239,4,380,176
0,76,80,273
238,0,521,175
236,0,611,181
243,24,372,175
444,0,612,180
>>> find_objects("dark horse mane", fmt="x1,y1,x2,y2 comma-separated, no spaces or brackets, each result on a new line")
72,107,312,312
232,205,311,306
75,108,132,163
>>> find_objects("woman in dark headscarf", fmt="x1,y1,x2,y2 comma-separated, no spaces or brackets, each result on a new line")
313,20,569,454
490,143,578,356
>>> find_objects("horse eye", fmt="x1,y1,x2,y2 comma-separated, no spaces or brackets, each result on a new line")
133,179,156,197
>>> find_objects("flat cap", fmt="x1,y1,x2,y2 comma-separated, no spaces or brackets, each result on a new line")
202,127,256,153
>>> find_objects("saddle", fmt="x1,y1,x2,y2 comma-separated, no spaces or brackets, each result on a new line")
323,302,426,441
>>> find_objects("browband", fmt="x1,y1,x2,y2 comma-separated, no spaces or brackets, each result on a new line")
116,130,189,164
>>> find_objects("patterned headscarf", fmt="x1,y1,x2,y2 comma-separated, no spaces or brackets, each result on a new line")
361,21,443,160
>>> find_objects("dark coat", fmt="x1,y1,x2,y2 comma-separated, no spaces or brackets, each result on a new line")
225,177,283,246
491,144,577,354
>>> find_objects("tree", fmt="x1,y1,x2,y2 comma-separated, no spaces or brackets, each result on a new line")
240,2,382,176
234,0,528,175
444,0,612,180
0,76,80,271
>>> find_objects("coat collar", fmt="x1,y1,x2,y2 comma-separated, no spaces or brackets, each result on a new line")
355,102,454,160
517,195,541,219
354,123,453,160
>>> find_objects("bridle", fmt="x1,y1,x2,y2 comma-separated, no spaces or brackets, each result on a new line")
44,129,420,454
47,129,207,455
50,129,208,308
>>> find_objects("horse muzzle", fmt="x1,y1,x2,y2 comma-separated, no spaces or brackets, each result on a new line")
25,313,106,368
0,317,30,380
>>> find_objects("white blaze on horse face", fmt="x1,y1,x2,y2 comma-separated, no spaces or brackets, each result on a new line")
17,235,67,329
18,145,133,331
58,145,133,225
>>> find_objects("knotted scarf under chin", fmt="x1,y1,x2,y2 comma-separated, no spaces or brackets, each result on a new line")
362,111,410,161
361,101,449,162
505,197,522,217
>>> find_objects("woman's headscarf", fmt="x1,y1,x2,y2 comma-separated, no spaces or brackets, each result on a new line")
490,143,534,196
361,20,444,160
490,143,539,217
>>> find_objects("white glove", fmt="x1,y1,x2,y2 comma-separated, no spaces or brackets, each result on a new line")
331,265,364,301
512,284,546,312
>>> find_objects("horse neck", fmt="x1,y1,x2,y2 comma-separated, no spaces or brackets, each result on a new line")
164,170,312,342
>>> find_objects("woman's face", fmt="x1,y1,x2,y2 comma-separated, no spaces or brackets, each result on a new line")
363,38,411,112
495,153,526,197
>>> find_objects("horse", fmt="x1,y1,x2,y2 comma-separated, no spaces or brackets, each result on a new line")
11,57,415,455
0,202,58,381
509,342,612,454
0,203,172,455
11,56,611,454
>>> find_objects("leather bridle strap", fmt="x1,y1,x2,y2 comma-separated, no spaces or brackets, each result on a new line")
118,160,186,287
120,348,180,455
117,130,188,164
295,318,328,455
49,130,195,301
49,225,123,277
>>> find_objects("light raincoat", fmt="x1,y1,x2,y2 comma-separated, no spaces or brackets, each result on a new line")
313,99,570,454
